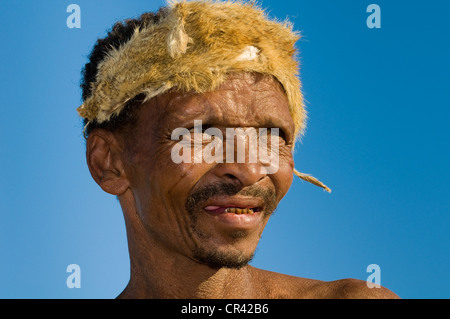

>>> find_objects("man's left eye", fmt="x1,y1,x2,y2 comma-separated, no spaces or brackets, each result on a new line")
261,127,286,141
273,128,287,141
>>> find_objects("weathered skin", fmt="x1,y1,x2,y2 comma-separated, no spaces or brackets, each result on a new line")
86,73,399,299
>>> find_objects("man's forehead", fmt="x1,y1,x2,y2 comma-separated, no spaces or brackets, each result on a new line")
151,73,291,125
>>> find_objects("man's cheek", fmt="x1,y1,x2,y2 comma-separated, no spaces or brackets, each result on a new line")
273,154,294,196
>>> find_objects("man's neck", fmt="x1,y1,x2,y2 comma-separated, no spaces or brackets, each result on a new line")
117,199,255,298
117,242,255,299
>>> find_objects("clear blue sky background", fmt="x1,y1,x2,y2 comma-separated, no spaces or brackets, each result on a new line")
0,0,448,299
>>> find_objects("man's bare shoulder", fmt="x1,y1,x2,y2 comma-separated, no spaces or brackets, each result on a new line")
314,278,400,299
249,267,399,299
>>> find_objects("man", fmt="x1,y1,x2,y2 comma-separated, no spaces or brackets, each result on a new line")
78,0,398,298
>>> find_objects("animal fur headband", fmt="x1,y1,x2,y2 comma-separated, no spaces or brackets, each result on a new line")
77,0,330,192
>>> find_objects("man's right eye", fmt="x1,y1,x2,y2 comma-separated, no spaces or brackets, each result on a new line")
188,124,212,133
187,125,214,142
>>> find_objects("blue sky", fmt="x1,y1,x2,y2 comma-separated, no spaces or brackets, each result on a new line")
0,0,448,298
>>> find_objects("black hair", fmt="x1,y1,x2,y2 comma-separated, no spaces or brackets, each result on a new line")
80,9,168,137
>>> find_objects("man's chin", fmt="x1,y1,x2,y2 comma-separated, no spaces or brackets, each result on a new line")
193,247,255,269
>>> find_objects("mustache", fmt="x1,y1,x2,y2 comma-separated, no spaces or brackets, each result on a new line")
185,181,278,215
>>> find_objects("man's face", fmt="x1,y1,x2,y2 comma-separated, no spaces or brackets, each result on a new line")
121,73,295,268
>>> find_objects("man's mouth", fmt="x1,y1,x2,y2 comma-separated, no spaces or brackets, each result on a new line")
189,193,275,231
204,205,262,215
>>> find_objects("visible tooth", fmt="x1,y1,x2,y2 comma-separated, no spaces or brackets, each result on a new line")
225,207,257,214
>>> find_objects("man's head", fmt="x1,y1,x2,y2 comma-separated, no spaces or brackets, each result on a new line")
79,0,329,270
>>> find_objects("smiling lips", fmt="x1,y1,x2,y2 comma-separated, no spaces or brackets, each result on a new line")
202,201,264,229
204,206,258,215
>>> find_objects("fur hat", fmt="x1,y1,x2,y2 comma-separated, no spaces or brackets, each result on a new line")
77,0,330,192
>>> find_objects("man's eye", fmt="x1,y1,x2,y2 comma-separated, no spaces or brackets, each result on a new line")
259,128,286,140
188,124,212,133
272,128,286,141
188,125,214,141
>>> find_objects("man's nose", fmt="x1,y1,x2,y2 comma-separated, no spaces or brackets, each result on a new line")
212,162,267,187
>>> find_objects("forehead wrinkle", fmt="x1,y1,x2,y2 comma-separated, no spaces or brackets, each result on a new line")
149,73,293,131
207,80,291,129
162,92,225,126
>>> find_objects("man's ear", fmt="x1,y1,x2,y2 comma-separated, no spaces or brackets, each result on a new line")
86,130,130,195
